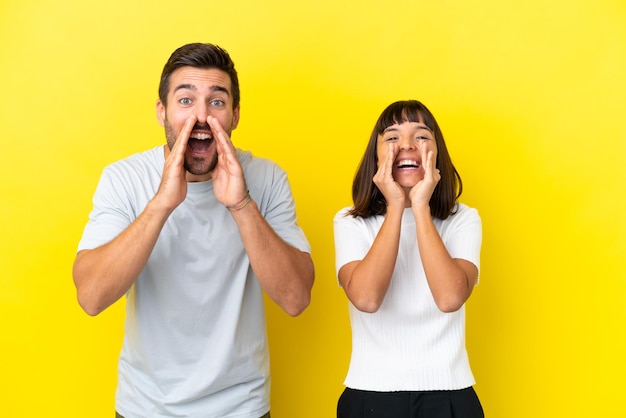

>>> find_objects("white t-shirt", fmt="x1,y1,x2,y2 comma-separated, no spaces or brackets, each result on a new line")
333,204,481,391
78,146,310,418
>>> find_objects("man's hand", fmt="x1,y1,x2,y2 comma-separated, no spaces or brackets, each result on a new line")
208,115,248,206
157,115,196,211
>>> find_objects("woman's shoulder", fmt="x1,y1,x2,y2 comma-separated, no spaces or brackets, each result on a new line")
334,207,385,229
334,206,353,219
441,202,481,226
456,202,479,216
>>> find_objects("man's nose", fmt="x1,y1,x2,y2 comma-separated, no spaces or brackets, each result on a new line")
196,102,210,123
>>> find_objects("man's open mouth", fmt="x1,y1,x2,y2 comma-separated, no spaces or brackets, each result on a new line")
188,131,214,152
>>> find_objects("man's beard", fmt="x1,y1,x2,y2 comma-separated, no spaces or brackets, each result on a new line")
164,119,219,176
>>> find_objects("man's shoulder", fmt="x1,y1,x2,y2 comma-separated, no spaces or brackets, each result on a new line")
237,148,282,172
104,146,163,173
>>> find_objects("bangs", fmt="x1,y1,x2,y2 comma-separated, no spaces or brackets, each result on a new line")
375,100,436,134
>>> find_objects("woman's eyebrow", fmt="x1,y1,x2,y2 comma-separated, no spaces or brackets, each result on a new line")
382,126,399,134
382,124,432,134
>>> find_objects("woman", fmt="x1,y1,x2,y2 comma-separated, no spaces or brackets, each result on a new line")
333,100,484,417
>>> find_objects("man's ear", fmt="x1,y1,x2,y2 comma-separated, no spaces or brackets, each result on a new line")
156,100,165,127
231,105,241,130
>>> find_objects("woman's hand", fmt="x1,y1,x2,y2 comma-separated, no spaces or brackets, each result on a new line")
373,142,406,209
409,147,440,209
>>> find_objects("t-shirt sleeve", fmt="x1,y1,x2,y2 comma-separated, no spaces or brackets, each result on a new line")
256,164,311,254
333,208,372,279
76,166,134,252
443,206,482,281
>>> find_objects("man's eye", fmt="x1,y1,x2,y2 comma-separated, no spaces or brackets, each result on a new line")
210,99,225,106
179,98,192,105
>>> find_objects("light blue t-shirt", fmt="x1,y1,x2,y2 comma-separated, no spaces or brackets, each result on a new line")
78,146,310,418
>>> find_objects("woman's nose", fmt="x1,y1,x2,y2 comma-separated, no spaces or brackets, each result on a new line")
398,136,416,150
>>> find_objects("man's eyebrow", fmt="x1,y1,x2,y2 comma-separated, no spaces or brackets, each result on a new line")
173,84,230,95
210,85,230,95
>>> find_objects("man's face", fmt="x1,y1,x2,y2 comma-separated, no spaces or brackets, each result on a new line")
157,66,240,181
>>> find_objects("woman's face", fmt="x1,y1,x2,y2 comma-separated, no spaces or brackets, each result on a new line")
376,120,438,190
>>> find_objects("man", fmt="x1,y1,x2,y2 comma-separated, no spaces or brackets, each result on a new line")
73,43,315,418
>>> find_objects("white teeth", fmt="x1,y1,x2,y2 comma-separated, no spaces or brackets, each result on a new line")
191,133,212,140
396,159,419,168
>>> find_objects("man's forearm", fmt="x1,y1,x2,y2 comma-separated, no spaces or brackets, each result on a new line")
229,200,314,316
73,198,174,316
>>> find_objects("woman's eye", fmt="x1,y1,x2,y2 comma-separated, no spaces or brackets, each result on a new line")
385,136,398,142
416,135,430,141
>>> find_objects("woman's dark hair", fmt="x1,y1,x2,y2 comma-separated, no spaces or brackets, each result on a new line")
158,43,240,109
348,100,462,220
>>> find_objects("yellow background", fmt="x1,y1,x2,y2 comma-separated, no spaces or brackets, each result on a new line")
1,0,625,416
